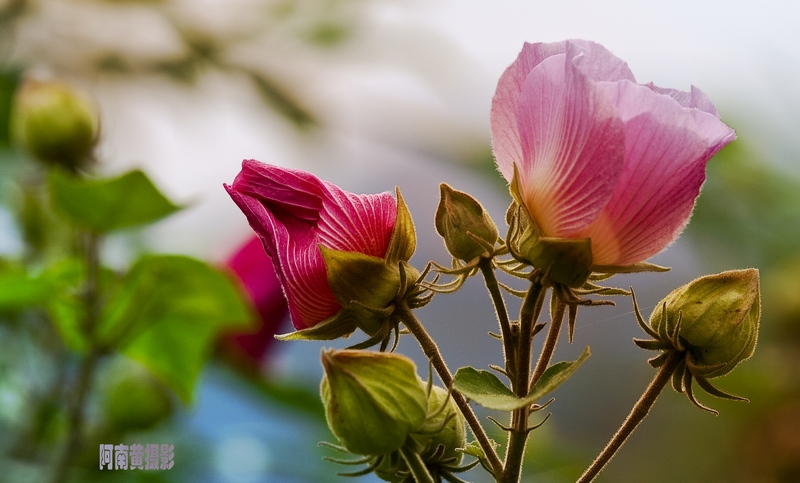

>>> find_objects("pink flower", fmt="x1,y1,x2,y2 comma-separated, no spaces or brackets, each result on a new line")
225,160,398,330
491,40,735,267
221,236,288,365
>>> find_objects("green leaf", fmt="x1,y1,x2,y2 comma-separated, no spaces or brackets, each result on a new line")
100,255,253,403
526,346,591,402
457,439,499,460
48,169,181,233
452,367,521,411
453,346,590,411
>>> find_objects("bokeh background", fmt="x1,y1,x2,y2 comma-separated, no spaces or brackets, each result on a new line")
1,0,799,482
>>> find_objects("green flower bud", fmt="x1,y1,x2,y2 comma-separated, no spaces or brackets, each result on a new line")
12,79,100,171
435,183,498,262
375,386,466,482
650,268,760,378
320,349,428,456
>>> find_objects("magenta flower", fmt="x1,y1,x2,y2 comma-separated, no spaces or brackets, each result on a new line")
221,236,288,365
225,160,398,330
491,40,735,267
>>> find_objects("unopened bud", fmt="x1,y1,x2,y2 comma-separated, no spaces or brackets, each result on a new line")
651,268,760,378
376,385,466,482
320,349,427,456
12,79,100,170
435,184,498,261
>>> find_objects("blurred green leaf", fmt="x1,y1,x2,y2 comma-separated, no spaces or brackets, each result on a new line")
42,259,90,353
48,169,181,233
0,263,51,310
100,255,253,403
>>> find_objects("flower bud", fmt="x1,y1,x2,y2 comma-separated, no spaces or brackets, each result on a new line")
320,349,428,456
12,79,100,171
375,385,466,482
650,268,760,378
435,184,498,262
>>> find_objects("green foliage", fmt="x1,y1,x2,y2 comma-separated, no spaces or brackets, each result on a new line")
99,255,253,403
48,168,181,233
0,262,51,310
527,346,591,403
453,347,590,411
452,367,521,411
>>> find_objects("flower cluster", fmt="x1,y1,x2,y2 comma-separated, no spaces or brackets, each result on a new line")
224,39,755,483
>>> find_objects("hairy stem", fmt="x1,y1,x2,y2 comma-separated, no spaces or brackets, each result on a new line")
529,297,566,390
577,351,683,483
398,304,503,476
49,233,102,483
478,258,516,376
499,278,546,483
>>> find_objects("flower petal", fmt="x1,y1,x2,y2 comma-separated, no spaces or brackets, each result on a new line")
582,81,735,265
513,45,627,237
491,40,634,181
226,185,337,329
225,161,398,329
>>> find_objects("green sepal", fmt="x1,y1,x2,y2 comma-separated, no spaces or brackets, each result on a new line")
321,246,406,334
275,309,358,341
525,236,593,288
592,262,670,274
48,168,182,233
385,187,416,264
321,349,428,456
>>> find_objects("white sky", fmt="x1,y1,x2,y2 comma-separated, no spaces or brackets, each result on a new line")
9,0,798,259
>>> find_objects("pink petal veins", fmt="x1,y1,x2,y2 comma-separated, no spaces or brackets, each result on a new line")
581,81,735,265
514,49,626,237
226,161,397,329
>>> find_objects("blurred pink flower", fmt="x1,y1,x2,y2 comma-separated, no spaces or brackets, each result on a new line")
222,236,288,365
491,40,736,267
225,160,397,330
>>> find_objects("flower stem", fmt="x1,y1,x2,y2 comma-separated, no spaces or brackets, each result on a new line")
529,297,565,390
499,278,546,483
478,258,515,375
577,350,683,483
49,232,103,483
398,304,503,476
